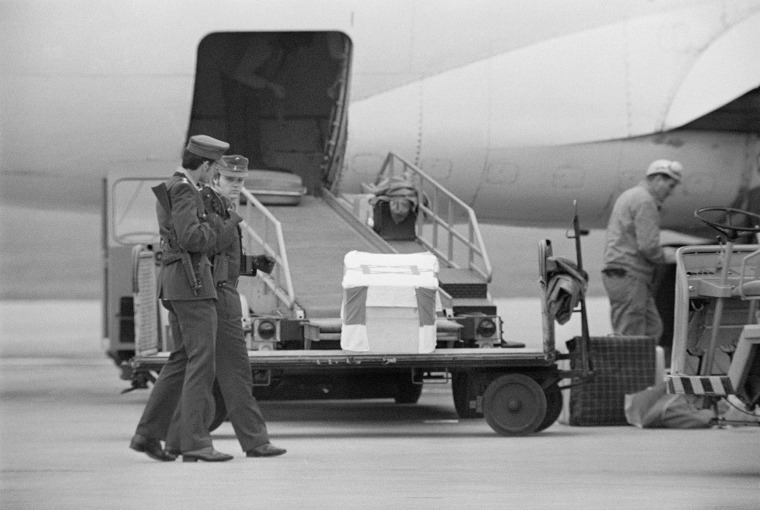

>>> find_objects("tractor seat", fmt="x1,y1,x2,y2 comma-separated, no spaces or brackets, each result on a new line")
733,248,760,299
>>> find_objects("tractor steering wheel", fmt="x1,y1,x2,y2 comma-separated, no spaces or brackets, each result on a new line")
694,207,760,242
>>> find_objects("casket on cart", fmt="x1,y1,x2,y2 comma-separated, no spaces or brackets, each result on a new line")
341,251,439,353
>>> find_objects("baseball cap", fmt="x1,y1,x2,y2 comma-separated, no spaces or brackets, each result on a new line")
646,159,683,182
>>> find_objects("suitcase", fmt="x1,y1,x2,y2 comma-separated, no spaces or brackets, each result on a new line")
567,335,656,425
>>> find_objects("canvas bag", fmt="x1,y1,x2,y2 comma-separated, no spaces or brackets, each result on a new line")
624,382,721,428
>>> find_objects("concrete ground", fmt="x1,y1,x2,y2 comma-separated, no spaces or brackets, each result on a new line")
1,301,758,510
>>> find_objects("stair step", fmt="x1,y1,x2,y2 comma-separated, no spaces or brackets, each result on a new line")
440,282,488,299
450,298,497,316
438,267,488,298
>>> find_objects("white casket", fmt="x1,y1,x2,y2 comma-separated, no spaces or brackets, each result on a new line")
341,251,439,353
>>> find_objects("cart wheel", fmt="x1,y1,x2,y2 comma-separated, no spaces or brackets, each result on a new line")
209,379,227,432
395,376,423,404
483,374,547,436
452,371,483,419
536,383,562,432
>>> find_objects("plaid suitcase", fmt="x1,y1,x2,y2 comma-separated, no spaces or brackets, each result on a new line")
568,335,656,425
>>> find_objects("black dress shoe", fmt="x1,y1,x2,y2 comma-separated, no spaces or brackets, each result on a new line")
246,443,286,457
182,447,233,462
129,434,176,462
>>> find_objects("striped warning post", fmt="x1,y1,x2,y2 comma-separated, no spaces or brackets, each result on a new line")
666,375,734,396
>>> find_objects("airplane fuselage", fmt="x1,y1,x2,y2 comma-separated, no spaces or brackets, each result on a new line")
2,0,759,233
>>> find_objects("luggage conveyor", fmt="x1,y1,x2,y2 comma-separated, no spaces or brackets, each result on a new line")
232,153,529,351
231,182,547,355
261,194,394,319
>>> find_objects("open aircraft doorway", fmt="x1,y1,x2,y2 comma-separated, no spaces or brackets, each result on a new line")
188,31,352,194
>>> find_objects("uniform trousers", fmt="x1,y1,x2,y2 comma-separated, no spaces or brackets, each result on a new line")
135,299,217,452
167,284,271,452
602,272,663,340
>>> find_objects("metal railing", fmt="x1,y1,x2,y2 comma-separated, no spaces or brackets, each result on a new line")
239,188,300,315
373,152,492,282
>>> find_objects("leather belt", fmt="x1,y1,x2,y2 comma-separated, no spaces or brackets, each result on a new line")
602,268,627,277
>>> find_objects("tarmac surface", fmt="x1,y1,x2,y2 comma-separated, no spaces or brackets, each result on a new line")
1,300,759,509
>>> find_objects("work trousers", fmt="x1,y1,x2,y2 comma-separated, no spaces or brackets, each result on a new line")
602,272,663,340
167,285,270,452
135,299,217,452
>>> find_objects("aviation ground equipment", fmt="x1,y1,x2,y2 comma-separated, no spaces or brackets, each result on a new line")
104,153,597,436
665,207,760,423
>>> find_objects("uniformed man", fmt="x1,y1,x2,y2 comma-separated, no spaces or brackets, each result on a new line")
166,154,285,458
216,155,249,206
130,135,243,463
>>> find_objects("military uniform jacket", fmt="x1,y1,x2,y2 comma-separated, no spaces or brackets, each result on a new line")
157,172,241,300
202,188,244,285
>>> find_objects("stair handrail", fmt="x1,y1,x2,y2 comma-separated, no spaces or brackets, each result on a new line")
239,188,299,313
375,152,492,282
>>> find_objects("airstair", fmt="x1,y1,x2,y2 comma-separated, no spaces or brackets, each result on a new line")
237,152,495,326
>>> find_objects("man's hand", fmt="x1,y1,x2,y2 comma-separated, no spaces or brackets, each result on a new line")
252,254,276,274
662,246,678,264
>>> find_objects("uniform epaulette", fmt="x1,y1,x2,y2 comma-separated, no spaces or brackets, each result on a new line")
168,176,194,192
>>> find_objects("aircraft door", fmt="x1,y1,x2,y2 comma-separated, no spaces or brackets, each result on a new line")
188,32,352,195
